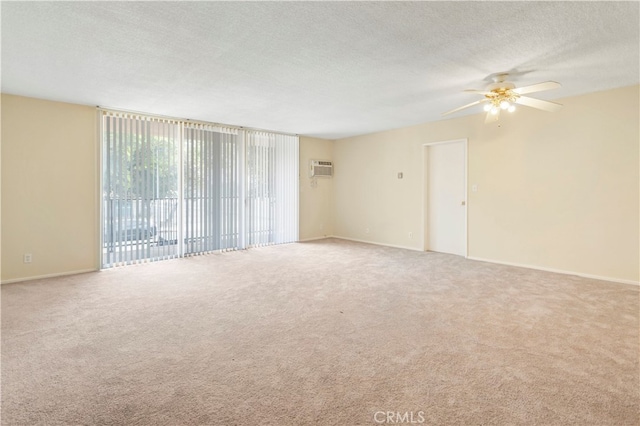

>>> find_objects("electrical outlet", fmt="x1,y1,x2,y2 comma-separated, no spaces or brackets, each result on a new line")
320,223,324,231
23,253,32,264
365,228,370,234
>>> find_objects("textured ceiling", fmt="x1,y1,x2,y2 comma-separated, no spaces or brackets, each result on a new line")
2,2,639,139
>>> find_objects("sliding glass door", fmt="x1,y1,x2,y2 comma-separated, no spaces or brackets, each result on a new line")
102,114,180,267
183,124,240,255
101,111,298,268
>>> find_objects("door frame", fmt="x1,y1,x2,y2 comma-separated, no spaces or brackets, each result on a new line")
422,138,468,257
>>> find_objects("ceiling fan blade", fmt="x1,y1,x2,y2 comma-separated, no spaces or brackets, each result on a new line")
485,109,500,124
512,81,561,95
442,99,485,116
515,96,563,112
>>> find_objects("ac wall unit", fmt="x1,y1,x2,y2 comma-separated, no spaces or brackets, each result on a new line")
310,160,333,177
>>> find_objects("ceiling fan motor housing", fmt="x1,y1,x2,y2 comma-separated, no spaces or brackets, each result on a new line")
487,81,516,92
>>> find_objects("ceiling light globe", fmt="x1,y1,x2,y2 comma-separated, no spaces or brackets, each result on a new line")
491,107,499,115
483,104,491,112
508,105,516,113
500,100,510,110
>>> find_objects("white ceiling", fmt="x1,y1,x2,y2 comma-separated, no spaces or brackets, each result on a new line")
2,2,639,139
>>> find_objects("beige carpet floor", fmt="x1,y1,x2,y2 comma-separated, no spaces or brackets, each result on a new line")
1,238,638,425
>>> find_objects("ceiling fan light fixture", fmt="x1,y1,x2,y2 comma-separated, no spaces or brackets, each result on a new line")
441,74,562,123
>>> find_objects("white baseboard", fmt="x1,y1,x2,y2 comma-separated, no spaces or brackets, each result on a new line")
4,253,634,287
303,238,638,286
466,256,639,286
297,236,334,242
331,235,423,252
1,268,98,285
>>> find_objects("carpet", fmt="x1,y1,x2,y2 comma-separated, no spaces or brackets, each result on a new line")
2,238,638,425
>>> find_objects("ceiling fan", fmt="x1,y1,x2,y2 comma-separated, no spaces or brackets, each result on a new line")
443,73,563,123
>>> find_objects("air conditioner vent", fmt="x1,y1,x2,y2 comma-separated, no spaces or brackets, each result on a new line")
310,160,333,177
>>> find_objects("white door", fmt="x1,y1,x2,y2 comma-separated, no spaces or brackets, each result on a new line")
426,141,466,256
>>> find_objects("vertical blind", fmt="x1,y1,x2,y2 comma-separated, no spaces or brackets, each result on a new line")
101,111,298,268
245,131,299,247
183,124,240,255
102,113,180,267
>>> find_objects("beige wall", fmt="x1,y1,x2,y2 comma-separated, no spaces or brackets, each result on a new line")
0,97,334,282
299,136,334,240
3,86,638,284
1,94,98,282
333,125,424,250
334,85,639,283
